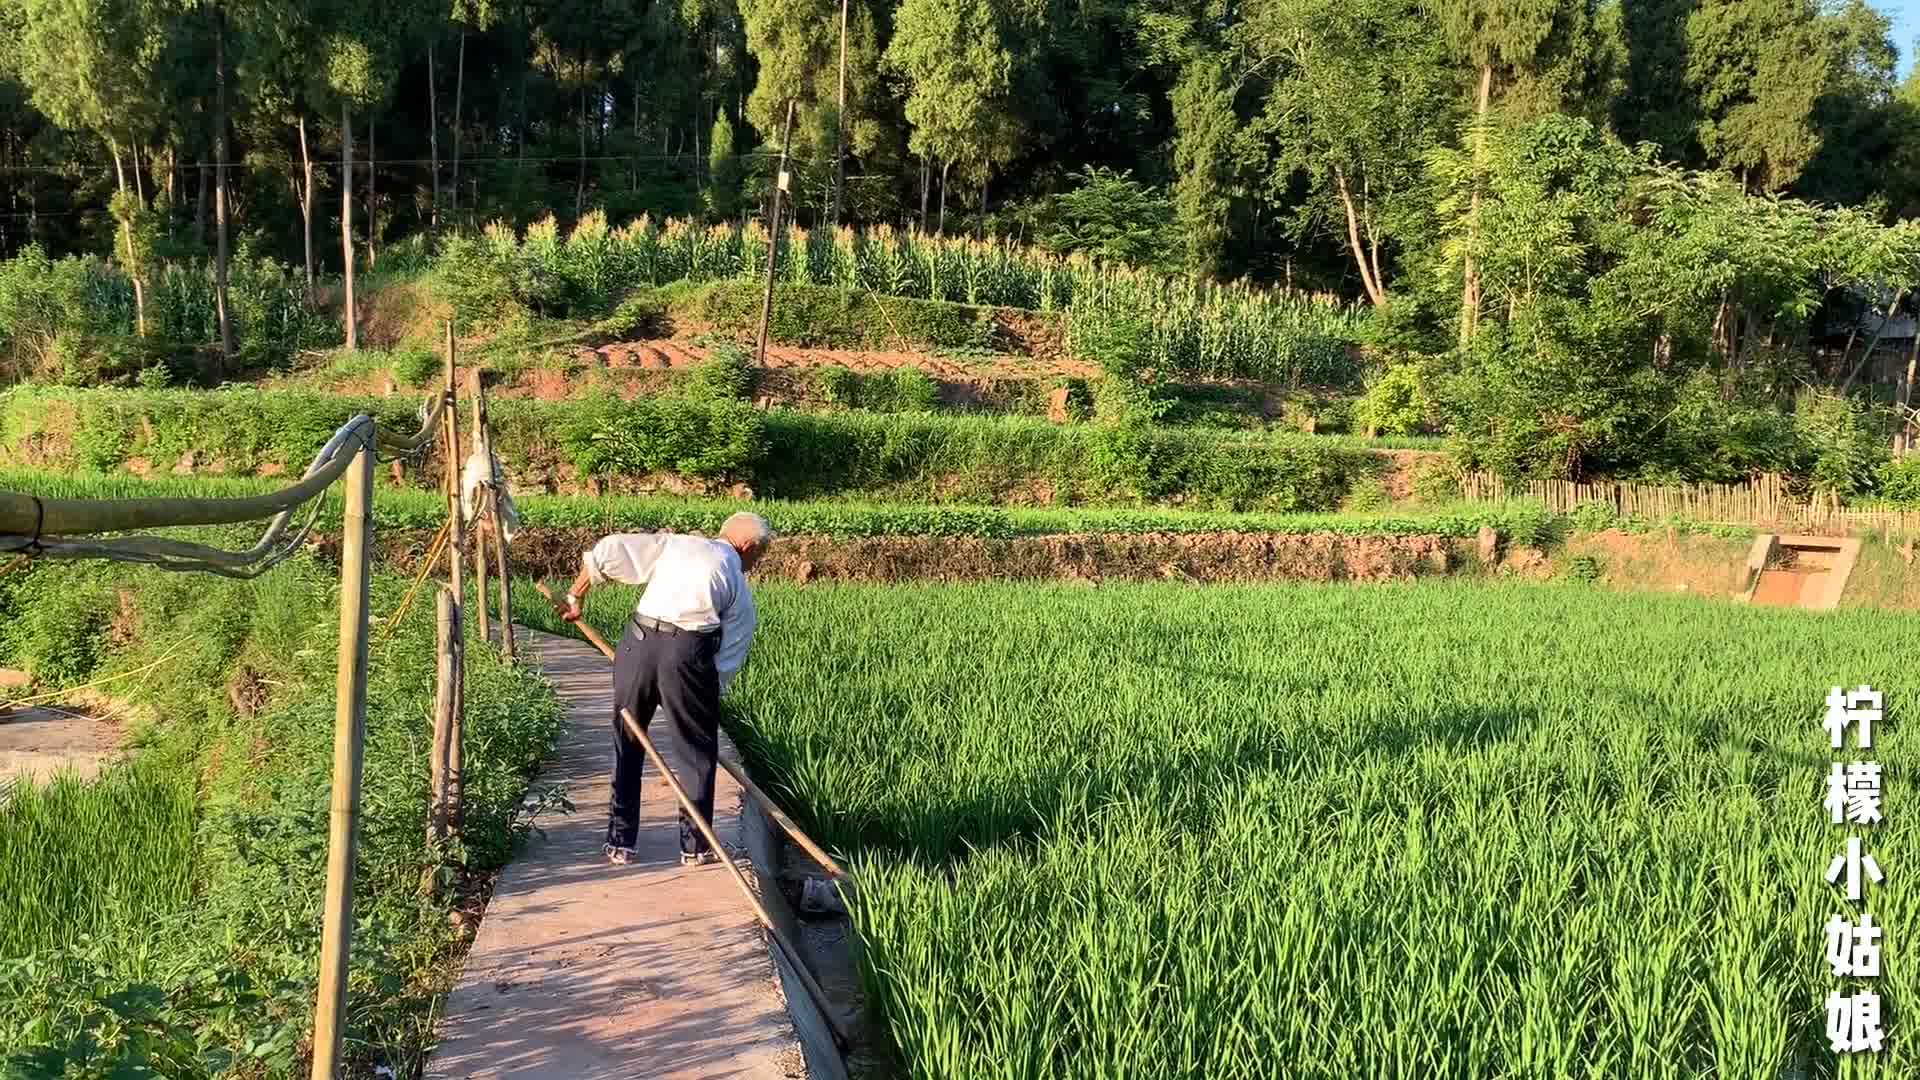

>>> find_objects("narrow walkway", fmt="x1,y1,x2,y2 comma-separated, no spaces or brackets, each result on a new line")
426,629,804,1080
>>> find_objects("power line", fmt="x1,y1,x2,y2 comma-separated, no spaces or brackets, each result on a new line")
0,150,817,175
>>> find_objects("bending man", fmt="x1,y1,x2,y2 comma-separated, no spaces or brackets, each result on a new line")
562,512,775,867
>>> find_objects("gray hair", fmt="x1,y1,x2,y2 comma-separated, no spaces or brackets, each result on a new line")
719,511,775,549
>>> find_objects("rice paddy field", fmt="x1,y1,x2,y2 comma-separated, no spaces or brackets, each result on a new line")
546,579,1916,1078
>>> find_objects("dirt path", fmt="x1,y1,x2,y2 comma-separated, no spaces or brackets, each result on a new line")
425,629,805,1080
578,340,1099,381
0,704,123,802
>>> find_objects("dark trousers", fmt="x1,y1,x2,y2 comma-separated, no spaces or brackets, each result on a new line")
608,620,722,855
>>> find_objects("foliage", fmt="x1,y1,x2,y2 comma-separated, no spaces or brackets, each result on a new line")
812,364,857,407
1038,168,1178,273
1352,359,1434,436
1791,388,1888,497
0,558,562,1072
422,214,1365,380
680,343,756,403
0,387,1405,512
0,465,1558,543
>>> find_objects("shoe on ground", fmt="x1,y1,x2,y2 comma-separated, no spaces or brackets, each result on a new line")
680,849,719,867
605,844,639,866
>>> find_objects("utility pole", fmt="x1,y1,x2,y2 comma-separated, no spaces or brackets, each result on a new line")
833,0,848,229
755,101,797,367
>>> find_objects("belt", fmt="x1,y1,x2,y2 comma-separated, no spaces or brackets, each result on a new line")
630,612,721,639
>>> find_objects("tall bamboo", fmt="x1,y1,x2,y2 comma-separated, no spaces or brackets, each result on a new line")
310,442,374,1080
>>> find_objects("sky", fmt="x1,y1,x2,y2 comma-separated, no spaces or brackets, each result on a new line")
1886,0,1920,79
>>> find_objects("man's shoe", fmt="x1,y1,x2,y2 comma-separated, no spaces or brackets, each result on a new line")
605,844,638,866
680,849,719,867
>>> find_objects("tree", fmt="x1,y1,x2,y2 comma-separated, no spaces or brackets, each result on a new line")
1250,0,1462,307
10,0,169,337
1039,167,1177,271
738,0,836,148
885,0,1021,233
321,14,401,350
707,110,742,220
1421,0,1599,341
1683,0,1827,192
1169,56,1236,279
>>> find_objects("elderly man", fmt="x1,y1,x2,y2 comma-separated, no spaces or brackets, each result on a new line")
561,512,775,867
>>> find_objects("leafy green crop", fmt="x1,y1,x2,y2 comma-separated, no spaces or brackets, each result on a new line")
0,558,564,1075
534,581,1917,1078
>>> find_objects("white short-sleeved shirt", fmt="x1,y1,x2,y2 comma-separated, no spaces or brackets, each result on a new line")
583,533,758,693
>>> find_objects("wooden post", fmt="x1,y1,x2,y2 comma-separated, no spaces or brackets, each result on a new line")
467,368,516,662
428,586,456,847
442,324,466,827
466,368,487,641
489,486,516,662
311,441,374,1080
755,100,797,366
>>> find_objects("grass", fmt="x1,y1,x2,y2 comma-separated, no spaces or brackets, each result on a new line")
0,553,563,1076
526,580,1917,1077
0,466,1562,540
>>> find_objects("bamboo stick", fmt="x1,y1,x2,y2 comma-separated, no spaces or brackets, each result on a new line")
489,486,515,662
620,708,851,1052
429,587,455,847
311,442,374,1080
468,369,490,644
443,326,466,828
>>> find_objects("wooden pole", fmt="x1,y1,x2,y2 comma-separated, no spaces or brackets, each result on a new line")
468,368,514,661
442,324,466,828
619,709,851,1052
489,486,516,662
754,101,797,366
466,368,487,641
429,586,455,847
310,441,374,1080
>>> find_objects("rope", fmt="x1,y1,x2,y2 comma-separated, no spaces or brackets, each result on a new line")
1,636,194,709
376,518,453,644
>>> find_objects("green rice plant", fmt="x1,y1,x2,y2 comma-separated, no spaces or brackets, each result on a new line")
600,580,1920,1079
0,556,564,1070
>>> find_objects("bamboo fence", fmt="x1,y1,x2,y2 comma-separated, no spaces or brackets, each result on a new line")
1460,471,1920,535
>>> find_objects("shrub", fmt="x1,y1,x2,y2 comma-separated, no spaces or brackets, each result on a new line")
390,346,440,388
1410,456,1463,504
1876,456,1920,505
813,364,856,407
881,366,940,414
1567,499,1621,532
1567,554,1604,582
1342,475,1389,512
558,393,767,482
682,344,755,403
1352,361,1432,437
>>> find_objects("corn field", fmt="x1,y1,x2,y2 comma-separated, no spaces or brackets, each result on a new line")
681,580,1916,1079
0,245,333,371
459,212,1370,382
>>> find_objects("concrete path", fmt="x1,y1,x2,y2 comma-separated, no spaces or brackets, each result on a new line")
426,629,804,1080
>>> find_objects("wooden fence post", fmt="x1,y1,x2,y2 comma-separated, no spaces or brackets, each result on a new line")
467,369,516,662
442,324,466,827
465,368,492,646
428,586,455,848
310,440,374,1080
489,486,516,662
